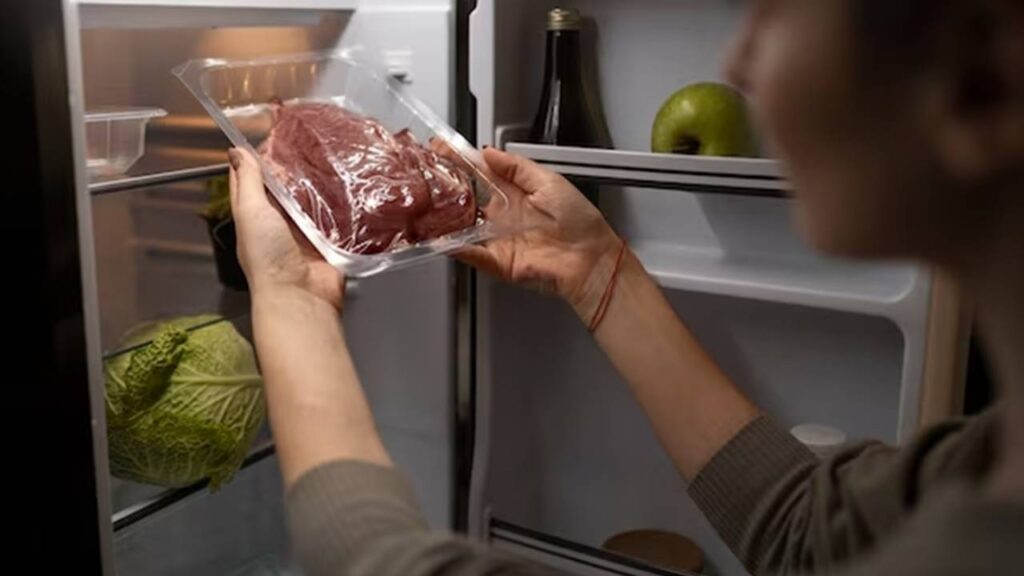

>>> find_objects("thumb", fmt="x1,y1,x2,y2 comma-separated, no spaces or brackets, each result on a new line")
228,148,270,213
482,148,553,196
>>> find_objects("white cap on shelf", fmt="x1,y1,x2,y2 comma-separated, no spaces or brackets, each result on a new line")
790,423,848,460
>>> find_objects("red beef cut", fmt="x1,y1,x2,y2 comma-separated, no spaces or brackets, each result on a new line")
259,102,477,254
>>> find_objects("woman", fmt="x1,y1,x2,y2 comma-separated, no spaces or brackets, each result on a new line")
228,0,1024,574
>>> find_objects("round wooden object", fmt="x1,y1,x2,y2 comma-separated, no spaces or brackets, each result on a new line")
602,529,705,573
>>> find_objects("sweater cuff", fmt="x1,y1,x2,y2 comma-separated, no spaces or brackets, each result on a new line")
287,461,428,576
688,415,817,556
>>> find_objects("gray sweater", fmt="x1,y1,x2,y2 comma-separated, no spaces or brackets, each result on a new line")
288,410,1023,576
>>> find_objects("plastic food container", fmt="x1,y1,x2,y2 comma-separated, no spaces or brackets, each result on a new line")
84,107,166,181
174,51,509,277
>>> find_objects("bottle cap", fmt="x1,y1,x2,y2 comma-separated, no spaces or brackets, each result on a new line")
548,7,582,31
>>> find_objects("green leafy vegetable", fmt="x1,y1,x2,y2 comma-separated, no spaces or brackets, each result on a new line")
105,316,264,489
202,175,232,221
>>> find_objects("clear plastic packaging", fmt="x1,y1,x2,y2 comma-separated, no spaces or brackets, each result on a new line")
84,107,166,181
175,51,509,277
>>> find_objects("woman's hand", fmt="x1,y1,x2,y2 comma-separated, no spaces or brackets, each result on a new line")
228,148,344,311
460,147,622,321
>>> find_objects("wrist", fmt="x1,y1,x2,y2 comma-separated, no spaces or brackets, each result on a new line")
252,282,338,315
567,231,629,322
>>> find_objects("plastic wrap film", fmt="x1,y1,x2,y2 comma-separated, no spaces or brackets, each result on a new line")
259,101,478,255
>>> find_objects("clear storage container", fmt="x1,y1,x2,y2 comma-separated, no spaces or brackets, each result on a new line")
84,107,166,181
174,51,509,278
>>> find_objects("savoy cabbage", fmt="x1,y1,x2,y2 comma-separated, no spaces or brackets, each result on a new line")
104,316,264,489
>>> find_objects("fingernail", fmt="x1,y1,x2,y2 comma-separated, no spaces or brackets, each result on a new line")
227,148,242,170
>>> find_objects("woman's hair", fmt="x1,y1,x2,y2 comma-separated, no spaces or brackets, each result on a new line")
852,1,953,72
854,0,1002,107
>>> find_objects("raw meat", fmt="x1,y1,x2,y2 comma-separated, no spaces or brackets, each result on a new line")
259,101,477,254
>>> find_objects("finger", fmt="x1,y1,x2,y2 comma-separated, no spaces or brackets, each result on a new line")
427,138,487,189
227,148,271,213
428,137,460,160
452,245,506,278
482,148,552,195
228,157,240,210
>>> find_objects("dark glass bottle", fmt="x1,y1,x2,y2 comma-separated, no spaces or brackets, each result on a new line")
529,7,606,206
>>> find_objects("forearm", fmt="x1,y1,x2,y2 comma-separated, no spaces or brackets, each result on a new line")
579,250,760,480
252,286,391,488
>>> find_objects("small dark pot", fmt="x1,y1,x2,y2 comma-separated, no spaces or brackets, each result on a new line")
206,217,248,292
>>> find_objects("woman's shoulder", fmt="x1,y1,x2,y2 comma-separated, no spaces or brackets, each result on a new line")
838,482,1024,576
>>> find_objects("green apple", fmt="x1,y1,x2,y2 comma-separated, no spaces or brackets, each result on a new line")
651,82,758,157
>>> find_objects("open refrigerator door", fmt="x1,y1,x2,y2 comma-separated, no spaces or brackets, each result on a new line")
465,2,967,575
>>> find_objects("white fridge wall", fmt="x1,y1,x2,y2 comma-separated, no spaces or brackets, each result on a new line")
478,284,903,576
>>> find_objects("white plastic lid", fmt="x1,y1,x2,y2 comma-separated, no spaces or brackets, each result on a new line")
85,107,167,123
791,423,847,459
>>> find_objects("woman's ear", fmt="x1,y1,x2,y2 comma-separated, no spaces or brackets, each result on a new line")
929,0,1024,184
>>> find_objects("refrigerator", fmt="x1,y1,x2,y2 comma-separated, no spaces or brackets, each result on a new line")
13,1,971,575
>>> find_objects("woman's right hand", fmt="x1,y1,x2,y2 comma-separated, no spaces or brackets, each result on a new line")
458,147,622,321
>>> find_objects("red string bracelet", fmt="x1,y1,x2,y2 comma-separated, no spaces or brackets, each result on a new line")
588,239,628,333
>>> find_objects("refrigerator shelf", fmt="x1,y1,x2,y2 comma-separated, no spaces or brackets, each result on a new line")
79,0,354,29
112,440,276,532
102,313,248,360
490,518,699,576
496,141,922,320
89,163,229,195
504,143,786,198
632,241,924,319
79,0,357,6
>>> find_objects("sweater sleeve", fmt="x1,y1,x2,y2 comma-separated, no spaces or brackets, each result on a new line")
287,460,558,576
688,411,996,575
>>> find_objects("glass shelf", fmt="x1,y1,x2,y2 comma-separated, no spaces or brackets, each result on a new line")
105,313,267,529
93,177,265,530
102,313,250,360
92,178,248,352
112,439,276,532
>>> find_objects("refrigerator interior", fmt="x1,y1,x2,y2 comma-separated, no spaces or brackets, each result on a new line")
79,1,459,573
469,1,934,575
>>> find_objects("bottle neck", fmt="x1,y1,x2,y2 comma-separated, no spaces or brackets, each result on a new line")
543,29,584,85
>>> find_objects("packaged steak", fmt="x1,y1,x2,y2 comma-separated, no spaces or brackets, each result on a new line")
259,102,479,255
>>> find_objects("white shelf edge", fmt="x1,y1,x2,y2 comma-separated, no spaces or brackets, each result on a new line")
77,0,354,29
505,142,787,196
491,519,697,576
77,0,358,8
632,244,923,321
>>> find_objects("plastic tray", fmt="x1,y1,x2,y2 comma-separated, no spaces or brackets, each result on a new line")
174,51,508,278
84,107,166,181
